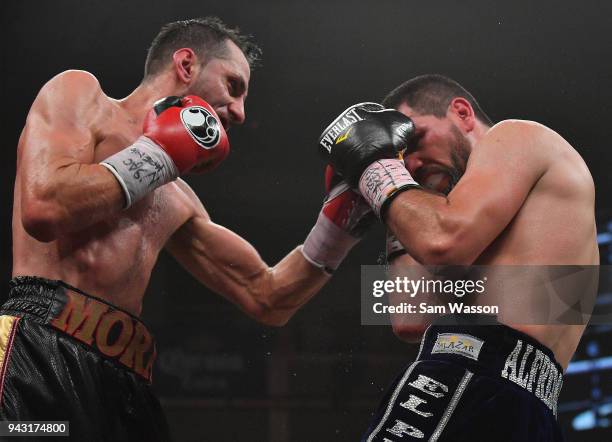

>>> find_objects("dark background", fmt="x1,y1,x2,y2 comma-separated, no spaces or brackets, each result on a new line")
2,1,612,440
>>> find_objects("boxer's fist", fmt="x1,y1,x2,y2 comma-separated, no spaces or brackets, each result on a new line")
321,165,374,238
302,165,375,273
318,102,416,187
143,95,229,174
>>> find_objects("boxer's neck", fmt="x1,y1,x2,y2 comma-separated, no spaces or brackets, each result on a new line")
466,119,491,153
119,72,189,126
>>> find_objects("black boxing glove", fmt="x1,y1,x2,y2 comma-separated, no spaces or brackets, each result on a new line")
318,102,421,219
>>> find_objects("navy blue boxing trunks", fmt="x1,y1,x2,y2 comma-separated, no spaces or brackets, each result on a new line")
0,276,171,441
363,321,565,442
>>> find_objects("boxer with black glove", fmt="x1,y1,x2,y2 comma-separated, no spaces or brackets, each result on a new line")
302,103,414,273
336,75,597,442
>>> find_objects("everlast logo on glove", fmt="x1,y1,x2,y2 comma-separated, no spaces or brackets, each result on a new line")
317,101,418,221
319,102,384,152
180,106,221,149
50,290,156,382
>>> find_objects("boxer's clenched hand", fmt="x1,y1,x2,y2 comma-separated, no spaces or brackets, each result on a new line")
321,165,375,237
101,95,229,208
302,165,376,273
319,102,414,185
318,102,420,219
144,95,229,174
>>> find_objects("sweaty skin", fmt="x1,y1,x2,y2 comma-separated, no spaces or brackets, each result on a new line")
13,43,328,324
387,102,598,369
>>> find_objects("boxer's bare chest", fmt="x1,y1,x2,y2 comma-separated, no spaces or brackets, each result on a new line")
475,162,596,266
471,162,597,367
17,102,192,309
69,106,188,268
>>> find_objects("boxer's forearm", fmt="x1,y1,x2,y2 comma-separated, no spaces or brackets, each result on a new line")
255,247,330,322
21,162,126,241
385,190,476,265
166,218,329,326
228,246,329,326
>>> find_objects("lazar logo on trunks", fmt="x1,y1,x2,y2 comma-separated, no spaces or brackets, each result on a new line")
501,339,563,416
432,333,484,361
180,106,221,149
49,291,156,382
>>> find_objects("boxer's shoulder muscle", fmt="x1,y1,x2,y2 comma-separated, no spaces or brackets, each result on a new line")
42,70,101,96
34,70,104,110
484,119,554,161
478,118,590,185
17,70,114,197
493,119,593,191
26,70,110,134
487,119,579,161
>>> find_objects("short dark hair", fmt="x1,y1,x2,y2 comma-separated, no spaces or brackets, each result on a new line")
144,17,262,79
382,74,493,126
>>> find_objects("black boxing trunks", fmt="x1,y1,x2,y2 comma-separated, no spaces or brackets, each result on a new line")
362,321,565,442
0,276,171,442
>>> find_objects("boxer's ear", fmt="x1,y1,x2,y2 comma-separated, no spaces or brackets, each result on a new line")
449,98,475,132
172,48,197,84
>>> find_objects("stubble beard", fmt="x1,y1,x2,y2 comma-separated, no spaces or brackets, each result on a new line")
445,125,471,195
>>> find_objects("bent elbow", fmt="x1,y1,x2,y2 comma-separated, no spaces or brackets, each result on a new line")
255,309,293,327
419,213,476,264
420,235,458,265
261,316,291,327
392,323,427,344
246,294,294,327
21,201,63,242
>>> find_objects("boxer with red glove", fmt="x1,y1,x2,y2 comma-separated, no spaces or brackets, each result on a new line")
302,165,375,273
101,95,229,208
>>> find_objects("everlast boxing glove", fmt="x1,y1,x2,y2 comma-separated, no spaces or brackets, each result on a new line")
101,95,229,208
319,102,420,219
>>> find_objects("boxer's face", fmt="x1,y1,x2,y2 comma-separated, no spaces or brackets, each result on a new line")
397,103,470,195
190,40,251,130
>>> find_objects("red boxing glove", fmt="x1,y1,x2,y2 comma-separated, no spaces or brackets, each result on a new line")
302,165,375,272
321,165,374,237
143,95,230,174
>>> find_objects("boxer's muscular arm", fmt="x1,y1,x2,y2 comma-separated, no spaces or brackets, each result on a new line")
166,181,330,326
19,70,125,241
387,120,551,264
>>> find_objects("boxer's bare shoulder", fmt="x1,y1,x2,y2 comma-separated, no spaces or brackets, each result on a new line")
39,70,102,99
479,118,594,198
487,119,590,166
42,69,102,95
26,70,111,128
481,119,559,163
19,70,117,169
